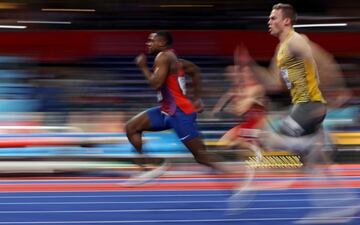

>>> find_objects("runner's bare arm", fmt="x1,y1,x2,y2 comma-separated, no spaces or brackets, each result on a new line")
234,45,282,90
288,34,313,60
235,85,264,115
212,90,237,115
136,52,170,89
305,36,352,108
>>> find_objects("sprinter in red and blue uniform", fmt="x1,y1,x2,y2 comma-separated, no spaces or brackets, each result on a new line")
126,31,227,173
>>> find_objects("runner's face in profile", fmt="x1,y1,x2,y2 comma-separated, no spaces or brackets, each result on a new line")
268,9,285,37
146,33,161,55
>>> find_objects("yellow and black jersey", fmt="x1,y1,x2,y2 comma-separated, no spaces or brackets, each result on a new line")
276,31,326,104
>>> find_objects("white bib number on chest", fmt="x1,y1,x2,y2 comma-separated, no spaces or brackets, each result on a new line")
280,68,292,89
157,91,163,102
177,76,186,95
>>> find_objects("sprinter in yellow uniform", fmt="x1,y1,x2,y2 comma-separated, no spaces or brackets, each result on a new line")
235,4,358,223
238,3,327,144
270,3,326,137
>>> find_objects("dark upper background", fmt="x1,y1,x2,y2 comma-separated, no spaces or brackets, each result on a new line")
0,0,359,30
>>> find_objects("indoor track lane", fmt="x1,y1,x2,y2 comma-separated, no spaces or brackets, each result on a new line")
0,164,359,225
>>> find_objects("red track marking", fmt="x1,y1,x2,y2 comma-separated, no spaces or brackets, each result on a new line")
0,138,82,147
2,169,360,181
0,164,358,192
0,179,359,192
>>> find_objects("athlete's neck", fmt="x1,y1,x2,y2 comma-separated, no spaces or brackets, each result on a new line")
154,47,172,56
278,27,294,43
159,47,172,52
162,48,174,54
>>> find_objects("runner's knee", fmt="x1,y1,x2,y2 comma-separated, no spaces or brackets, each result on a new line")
279,116,304,137
125,119,143,134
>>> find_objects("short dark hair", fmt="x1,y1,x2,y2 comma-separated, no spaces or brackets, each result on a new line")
272,3,297,25
155,30,173,46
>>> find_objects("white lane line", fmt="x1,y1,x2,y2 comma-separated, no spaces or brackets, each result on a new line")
0,190,358,198
0,197,358,204
0,206,357,213
0,217,359,224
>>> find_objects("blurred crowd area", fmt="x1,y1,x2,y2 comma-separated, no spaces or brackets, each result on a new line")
0,50,358,134
0,56,127,133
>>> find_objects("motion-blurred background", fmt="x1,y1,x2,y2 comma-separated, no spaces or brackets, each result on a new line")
0,0,358,170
